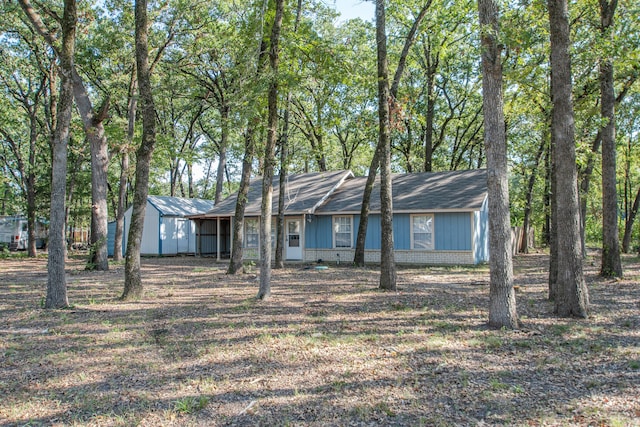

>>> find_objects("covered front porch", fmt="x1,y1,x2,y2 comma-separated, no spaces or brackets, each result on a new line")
192,216,231,260
191,215,306,262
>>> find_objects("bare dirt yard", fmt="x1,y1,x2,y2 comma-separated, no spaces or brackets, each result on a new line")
0,251,638,426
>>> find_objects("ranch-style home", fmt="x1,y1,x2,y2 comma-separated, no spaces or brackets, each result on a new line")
189,169,489,265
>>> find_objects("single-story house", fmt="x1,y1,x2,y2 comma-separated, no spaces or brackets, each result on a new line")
108,195,214,257
189,169,488,265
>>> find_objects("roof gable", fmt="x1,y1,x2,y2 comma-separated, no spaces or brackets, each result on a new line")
197,170,354,217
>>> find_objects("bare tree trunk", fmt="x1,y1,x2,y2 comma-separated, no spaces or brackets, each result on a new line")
70,72,110,271
353,146,380,267
46,0,76,309
258,0,284,300
422,38,438,173
479,0,518,329
622,186,640,253
0,113,40,256
376,0,397,291
18,0,109,270
579,133,600,254
114,69,137,262
215,106,229,204
275,99,290,269
227,127,255,274
546,130,559,300
122,0,156,300
521,136,547,253
548,0,589,318
113,151,129,261
599,0,622,278
227,1,273,275
354,1,430,267
542,142,552,246
26,95,40,257
275,0,302,270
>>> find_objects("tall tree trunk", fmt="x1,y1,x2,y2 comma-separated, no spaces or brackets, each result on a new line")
26,103,39,257
599,0,622,277
542,140,552,247
521,136,547,253
579,133,601,254
622,186,640,253
215,106,229,204
0,108,40,257
548,0,589,318
114,69,137,262
16,0,109,270
354,1,430,267
545,127,560,300
122,0,157,300
71,73,110,271
275,0,302,270
478,0,518,329
227,127,256,274
258,0,284,300
353,145,381,267
423,39,438,173
376,0,397,291
227,2,272,275
275,97,290,269
45,0,76,309
114,150,129,261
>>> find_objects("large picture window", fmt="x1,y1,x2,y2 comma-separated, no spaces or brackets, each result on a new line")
334,216,352,248
244,219,259,248
412,214,433,249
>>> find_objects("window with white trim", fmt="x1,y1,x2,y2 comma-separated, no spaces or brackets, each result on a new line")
334,216,352,248
244,219,259,248
244,218,278,248
412,214,433,249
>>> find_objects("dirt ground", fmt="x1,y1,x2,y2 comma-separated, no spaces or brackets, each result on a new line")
0,251,638,426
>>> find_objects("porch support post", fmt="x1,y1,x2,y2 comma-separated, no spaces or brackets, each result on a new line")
302,214,306,262
216,216,221,261
195,220,200,257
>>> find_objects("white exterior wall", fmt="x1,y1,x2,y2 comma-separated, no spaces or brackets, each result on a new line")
121,201,201,256
160,216,178,255
141,206,160,255
124,204,160,255
160,217,196,255
188,220,197,253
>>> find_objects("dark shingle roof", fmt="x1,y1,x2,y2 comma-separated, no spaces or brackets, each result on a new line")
193,170,354,218
147,196,214,217
316,169,487,214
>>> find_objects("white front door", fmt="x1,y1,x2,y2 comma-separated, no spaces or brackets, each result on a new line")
285,219,302,260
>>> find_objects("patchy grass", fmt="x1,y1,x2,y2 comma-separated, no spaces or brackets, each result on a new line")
0,252,639,426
